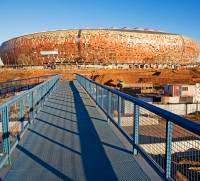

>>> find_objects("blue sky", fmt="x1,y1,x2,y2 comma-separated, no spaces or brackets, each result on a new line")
0,0,200,44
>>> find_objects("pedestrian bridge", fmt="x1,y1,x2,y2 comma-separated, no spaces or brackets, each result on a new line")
0,75,199,180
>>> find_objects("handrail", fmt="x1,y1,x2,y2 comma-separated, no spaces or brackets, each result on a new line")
76,74,200,136
0,75,59,109
0,74,60,168
0,74,57,85
76,74,200,180
0,74,58,96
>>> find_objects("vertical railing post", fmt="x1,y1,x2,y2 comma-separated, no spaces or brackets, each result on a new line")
46,82,49,97
19,99,24,131
80,77,83,86
96,84,98,104
44,84,47,102
165,121,173,178
86,80,88,91
101,87,103,108
41,86,44,106
107,91,111,115
39,87,42,106
133,104,139,155
29,91,34,123
2,106,11,164
99,87,101,106
42,86,44,106
107,91,111,123
89,82,92,94
118,95,121,126
92,84,95,98
35,89,38,115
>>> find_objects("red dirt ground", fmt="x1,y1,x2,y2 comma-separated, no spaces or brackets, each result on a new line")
1,67,200,86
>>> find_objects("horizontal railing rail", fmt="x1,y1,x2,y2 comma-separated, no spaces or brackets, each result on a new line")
0,74,58,85
76,74,200,181
0,75,60,168
0,74,58,96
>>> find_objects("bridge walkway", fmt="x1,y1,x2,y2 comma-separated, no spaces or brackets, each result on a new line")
1,80,157,181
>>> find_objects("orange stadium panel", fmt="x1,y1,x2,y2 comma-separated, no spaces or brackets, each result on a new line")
0,29,199,65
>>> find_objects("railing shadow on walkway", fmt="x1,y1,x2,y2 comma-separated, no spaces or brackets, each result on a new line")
46,97,75,104
69,81,118,180
35,117,79,135
1,80,141,180
27,128,81,155
43,104,77,115
40,109,77,123
16,145,73,181
47,97,96,108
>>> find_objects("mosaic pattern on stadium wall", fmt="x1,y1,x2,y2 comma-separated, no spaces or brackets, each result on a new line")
0,30,199,65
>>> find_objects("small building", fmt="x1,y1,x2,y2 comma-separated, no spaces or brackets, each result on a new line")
164,84,180,97
163,84,199,104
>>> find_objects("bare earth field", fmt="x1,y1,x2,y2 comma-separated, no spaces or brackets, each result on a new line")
90,68,200,86
1,67,200,86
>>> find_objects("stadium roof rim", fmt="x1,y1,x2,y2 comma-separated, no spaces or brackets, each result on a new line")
0,28,180,46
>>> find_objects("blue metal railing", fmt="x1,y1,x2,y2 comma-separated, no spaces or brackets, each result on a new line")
0,74,58,96
76,74,200,180
0,75,60,168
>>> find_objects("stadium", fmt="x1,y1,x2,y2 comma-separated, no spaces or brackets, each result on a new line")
0,28,199,66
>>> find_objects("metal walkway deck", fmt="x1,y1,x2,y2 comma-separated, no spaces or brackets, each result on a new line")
1,81,155,181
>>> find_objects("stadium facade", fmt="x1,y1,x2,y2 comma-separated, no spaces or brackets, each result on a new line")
0,29,199,66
